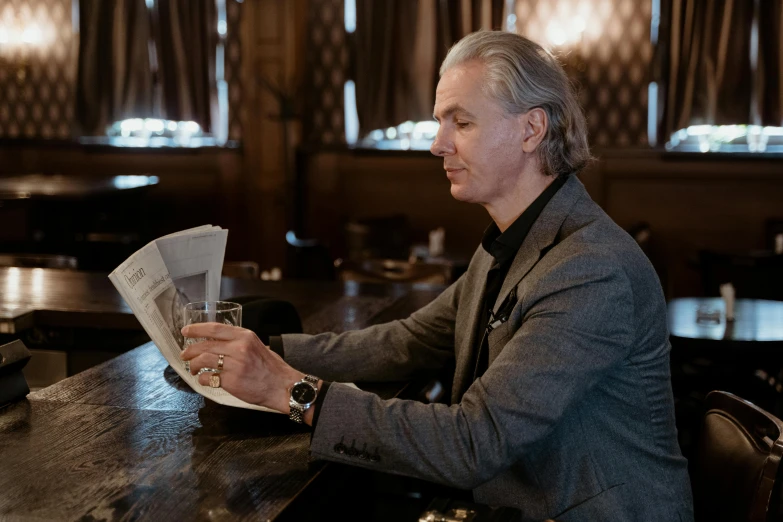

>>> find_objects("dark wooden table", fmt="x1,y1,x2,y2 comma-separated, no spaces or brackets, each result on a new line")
0,173,158,200
0,277,444,521
0,174,160,272
0,267,440,335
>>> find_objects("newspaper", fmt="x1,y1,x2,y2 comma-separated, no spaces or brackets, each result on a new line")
109,225,280,413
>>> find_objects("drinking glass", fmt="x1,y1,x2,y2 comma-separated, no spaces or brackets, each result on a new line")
695,303,721,325
182,301,243,350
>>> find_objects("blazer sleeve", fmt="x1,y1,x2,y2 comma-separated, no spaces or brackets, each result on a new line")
307,252,635,489
279,273,464,382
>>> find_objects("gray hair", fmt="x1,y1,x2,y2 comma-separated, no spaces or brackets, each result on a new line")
440,31,591,178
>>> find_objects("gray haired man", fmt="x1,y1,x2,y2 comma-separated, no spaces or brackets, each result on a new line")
182,31,694,521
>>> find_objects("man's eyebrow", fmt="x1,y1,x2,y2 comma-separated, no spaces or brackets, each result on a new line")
433,104,476,121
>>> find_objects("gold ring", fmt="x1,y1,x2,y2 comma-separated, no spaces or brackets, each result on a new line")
209,374,221,388
217,354,224,371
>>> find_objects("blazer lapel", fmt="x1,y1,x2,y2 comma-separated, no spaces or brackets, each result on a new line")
491,174,587,315
452,249,493,402
452,175,588,403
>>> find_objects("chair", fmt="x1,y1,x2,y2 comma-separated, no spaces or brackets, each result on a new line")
693,390,783,522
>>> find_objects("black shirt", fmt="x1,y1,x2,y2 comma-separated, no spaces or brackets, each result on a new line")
471,174,567,383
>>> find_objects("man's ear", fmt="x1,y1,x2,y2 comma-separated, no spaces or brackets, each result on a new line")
521,108,548,153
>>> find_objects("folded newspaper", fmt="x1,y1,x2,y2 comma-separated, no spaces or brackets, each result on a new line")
109,225,279,413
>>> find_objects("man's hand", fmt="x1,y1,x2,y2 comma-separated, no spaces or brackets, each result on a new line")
180,323,305,416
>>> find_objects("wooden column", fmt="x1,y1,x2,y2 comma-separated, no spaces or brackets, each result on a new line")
240,0,309,273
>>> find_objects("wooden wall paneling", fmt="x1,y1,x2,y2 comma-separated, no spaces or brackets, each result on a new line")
240,0,309,273
305,153,490,259
303,149,783,297
598,153,783,297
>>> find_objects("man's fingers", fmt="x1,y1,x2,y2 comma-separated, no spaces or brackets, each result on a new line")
182,322,245,341
188,351,232,374
181,338,236,360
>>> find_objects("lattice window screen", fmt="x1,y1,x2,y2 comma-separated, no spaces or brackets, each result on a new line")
303,0,348,146
0,0,75,139
515,0,652,147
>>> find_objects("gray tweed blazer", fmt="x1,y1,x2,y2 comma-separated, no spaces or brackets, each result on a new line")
281,175,694,522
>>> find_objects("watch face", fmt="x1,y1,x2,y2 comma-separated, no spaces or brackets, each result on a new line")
292,382,317,405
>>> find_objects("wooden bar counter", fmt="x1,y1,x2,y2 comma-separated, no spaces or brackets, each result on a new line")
0,272,444,521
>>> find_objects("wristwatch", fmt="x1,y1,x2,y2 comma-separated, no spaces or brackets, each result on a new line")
289,374,319,423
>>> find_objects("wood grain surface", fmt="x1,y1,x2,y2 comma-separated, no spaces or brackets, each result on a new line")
0,268,442,335
0,279,444,521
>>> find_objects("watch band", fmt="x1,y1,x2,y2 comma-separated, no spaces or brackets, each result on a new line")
289,375,319,424
289,403,305,423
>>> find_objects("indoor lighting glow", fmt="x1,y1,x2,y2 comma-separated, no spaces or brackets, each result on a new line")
183,121,200,134
21,25,42,44
5,267,20,304
666,124,783,153
344,0,356,33
546,22,568,46
343,80,359,145
31,268,44,301
113,175,160,190
0,27,8,44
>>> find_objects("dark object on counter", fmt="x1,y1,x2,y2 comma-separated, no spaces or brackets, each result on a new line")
421,498,522,522
231,295,303,344
0,340,32,407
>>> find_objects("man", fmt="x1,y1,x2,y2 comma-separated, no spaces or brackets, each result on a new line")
182,31,694,521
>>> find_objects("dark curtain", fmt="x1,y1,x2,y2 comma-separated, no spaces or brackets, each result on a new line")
662,0,783,138
152,0,218,132
76,0,217,135
758,0,783,126
354,0,505,137
76,0,153,135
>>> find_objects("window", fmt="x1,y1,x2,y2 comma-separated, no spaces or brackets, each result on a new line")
656,0,783,154
76,0,231,148
343,0,515,150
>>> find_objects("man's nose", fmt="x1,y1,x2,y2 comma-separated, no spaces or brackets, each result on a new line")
430,129,455,156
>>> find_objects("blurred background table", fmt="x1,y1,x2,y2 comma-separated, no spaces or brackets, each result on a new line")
0,174,160,271
668,297,783,467
668,297,783,346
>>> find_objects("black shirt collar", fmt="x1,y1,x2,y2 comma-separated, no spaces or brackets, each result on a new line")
481,174,568,265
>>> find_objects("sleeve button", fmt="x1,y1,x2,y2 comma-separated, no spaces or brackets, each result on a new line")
370,448,381,462
346,440,359,457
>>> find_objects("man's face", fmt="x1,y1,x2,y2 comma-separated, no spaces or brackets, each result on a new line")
431,61,527,207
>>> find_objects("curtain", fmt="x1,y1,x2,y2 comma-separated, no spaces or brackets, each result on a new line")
662,0,783,139
758,0,783,127
76,0,217,135
354,0,505,137
151,0,218,132
76,0,154,135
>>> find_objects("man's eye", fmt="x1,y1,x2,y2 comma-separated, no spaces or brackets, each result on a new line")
456,122,470,129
